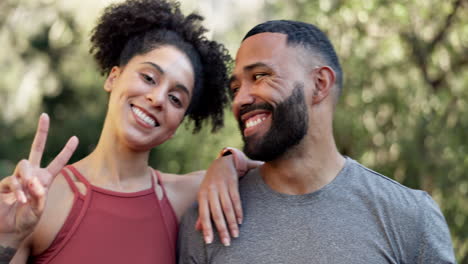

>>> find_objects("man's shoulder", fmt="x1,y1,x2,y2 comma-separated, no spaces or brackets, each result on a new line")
180,202,199,224
345,157,433,210
347,158,422,192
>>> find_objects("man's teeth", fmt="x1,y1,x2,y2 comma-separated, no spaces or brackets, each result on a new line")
245,117,266,128
132,107,156,127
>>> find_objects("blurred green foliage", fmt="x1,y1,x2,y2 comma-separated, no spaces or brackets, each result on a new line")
0,0,467,261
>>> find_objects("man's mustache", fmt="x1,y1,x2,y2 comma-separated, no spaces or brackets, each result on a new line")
238,103,274,118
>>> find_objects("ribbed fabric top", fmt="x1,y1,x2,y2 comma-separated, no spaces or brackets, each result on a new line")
29,165,178,264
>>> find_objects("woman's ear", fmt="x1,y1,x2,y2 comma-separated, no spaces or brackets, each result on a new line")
104,66,121,92
311,66,336,104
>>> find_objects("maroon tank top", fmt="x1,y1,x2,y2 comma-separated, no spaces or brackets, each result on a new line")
29,165,178,264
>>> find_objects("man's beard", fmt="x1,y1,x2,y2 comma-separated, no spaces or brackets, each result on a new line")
238,83,309,161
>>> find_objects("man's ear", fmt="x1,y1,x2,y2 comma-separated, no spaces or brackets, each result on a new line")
104,66,121,92
311,66,336,104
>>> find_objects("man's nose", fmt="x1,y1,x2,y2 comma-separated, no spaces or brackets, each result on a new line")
232,84,255,116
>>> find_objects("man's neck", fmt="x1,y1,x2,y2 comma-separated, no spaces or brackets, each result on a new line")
260,134,345,195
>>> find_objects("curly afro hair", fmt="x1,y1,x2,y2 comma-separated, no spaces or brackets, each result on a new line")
90,0,231,133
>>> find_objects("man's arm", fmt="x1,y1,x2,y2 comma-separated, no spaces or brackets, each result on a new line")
416,192,456,264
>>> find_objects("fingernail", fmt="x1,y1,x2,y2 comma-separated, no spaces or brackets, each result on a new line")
238,218,243,225
204,236,213,244
232,230,239,238
222,238,230,246
19,191,27,203
33,177,45,196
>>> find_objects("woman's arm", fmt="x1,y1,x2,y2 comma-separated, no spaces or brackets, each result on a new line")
0,114,78,263
162,149,261,247
196,149,262,246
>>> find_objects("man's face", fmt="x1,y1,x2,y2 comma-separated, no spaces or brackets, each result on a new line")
230,33,310,161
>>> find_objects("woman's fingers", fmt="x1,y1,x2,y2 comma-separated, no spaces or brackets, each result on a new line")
10,175,27,203
219,186,239,239
0,176,13,194
197,192,214,244
208,189,231,246
228,180,243,225
194,218,202,231
16,159,36,200
246,159,264,170
45,136,78,184
27,177,46,216
28,113,50,166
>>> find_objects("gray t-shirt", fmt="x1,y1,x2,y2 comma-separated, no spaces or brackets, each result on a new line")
178,157,455,263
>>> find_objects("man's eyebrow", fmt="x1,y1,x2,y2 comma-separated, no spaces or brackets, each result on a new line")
228,75,238,86
229,62,272,86
244,62,271,72
141,62,164,74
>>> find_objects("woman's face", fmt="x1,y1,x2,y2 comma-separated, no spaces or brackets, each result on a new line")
104,45,195,151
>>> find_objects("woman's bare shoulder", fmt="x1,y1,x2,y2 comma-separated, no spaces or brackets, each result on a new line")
29,169,79,256
156,170,205,221
158,170,204,190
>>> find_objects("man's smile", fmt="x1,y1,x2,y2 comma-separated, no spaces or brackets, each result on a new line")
240,111,272,137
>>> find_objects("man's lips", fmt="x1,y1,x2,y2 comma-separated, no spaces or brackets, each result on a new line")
240,111,271,137
238,103,274,136
240,110,270,123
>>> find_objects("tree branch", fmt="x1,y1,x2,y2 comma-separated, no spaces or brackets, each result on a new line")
403,0,466,92
427,0,464,54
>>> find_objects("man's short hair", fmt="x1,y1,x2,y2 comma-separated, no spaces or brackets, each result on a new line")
243,20,343,96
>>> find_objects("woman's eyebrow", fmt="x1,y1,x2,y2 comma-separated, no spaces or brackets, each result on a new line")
141,62,165,74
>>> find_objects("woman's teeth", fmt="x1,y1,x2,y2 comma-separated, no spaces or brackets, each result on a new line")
245,117,266,128
132,106,156,127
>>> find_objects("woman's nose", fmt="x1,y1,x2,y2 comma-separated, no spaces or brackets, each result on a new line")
146,86,167,110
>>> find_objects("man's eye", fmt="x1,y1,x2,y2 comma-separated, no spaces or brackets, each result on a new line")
141,73,156,84
169,94,182,107
254,73,267,80
230,87,240,97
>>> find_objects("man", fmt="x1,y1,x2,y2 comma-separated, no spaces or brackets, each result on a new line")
178,20,455,263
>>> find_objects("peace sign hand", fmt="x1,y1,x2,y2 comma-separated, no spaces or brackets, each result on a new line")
0,113,78,246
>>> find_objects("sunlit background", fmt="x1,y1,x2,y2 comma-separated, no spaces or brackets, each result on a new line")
1,0,467,261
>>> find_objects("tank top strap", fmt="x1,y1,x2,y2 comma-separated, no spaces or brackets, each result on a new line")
66,165,91,187
151,169,178,253
151,169,168,198
61,167,83,196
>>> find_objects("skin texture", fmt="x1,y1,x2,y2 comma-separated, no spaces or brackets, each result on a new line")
0,114,78,250
237,84,309,161
0,45,247,262
196,149,262,246
230,32,346,196
196,32,344,247
103,46,194,152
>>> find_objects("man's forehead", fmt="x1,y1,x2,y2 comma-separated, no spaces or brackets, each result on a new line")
235,32,289,64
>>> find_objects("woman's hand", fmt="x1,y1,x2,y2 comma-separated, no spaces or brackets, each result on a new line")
196,149,262,246
0,113,78,247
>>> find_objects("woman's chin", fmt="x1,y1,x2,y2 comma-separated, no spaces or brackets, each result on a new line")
122,135,162,152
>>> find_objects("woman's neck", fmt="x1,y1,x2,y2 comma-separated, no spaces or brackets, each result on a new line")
75,119,152,188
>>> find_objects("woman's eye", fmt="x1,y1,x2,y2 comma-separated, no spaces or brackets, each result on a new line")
169,94,182,107
141,73,156,84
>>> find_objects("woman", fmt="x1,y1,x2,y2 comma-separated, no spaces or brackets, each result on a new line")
0,0,253,263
